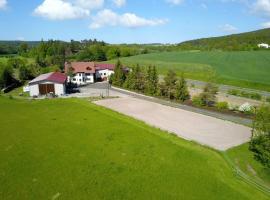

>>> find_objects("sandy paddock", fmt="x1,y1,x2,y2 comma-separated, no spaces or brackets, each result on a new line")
95,96,251,151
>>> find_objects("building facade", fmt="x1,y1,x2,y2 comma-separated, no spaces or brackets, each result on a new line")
28,72,67,97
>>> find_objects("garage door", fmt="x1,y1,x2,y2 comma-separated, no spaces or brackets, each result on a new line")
39,84,55,95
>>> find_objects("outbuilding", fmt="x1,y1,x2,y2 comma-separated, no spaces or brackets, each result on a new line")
28,72,67,97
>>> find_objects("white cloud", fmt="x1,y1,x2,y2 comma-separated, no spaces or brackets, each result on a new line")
34,0,90,20
75,0,104,10
261,21,270,28
113,0,126,7
252,0,270,17
166,0,184,5
219,24,238,32
90,9,168,29
0,0,7,9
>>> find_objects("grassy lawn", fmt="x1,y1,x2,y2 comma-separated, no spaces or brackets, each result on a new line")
107,51,270,91
0,97,268,199
227,143,270,188
4,84,30,97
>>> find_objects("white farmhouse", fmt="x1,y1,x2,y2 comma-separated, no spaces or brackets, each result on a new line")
258,43,269,48
28,72,67,97
65,62,95,85
95,63,115,81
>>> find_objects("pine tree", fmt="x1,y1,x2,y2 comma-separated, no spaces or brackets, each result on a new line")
152,65,158,94
134,64,145,91
145,65,159,95
123,69,136,90
112,60,126,87
164,70,177,99
175,74,190,102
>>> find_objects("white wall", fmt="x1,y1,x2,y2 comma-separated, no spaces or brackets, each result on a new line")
85,74,94,83
54,83,65,96
96,69,114,80
29,84,39,96
29,82,66,97
69,73,94,85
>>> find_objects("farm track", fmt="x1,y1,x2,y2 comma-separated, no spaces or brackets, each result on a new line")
186,79,270,98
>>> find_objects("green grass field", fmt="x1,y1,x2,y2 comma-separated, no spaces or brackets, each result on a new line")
0,97,268,199
109,51,270,91
227,143,270,188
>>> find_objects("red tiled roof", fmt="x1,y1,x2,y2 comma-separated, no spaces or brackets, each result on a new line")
29,72,67,85
95,63,115,71
65,62,96,74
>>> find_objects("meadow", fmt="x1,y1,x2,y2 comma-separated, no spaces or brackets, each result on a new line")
227,144,270,188
109,51,270,91
0,96,268,199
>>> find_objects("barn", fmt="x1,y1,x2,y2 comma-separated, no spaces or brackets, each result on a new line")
28,72,67,97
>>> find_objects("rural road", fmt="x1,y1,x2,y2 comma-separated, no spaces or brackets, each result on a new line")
95,96,251,151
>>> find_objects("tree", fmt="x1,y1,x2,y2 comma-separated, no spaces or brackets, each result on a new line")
66,63,74,83
112,60,126,87
0,65,14,88
7,57,26,69
199,82,218,106
106,47,120,60
163,70,178,99
18,42,28,56
18,65,31,81
249,105,270,169
134,64,145,91
175,74,190,102
145,65,158,95
123,68,136,90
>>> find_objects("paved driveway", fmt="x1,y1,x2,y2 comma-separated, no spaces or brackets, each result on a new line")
67,82,128,98
95,96,251,151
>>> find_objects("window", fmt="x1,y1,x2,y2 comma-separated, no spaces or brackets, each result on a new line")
104,73,107,76
79,79,81,82
73,78,76,81
86,73,90,76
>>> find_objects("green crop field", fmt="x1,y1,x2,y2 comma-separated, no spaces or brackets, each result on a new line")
108,51,270,91
0,97,268,199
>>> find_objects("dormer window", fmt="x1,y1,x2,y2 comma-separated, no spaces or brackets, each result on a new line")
86,67,92,70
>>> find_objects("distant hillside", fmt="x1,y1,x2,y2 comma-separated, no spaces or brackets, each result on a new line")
178,28,270,51
0,41,40,55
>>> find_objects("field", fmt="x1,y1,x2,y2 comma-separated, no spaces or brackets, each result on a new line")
227,143,270,188
109,51,270,91
0,96,268,199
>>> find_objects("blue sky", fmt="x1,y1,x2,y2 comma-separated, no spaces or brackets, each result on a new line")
0,0,270,43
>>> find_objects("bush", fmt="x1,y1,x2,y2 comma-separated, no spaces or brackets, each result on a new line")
192,96,204,107
228,89,239,96
239,103,254,114
216,101,229,110
249,105,270,169
249,135,270,169
266,97,270,103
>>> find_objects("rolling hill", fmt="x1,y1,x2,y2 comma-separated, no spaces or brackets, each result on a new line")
109,50,270,91
178,28,270,51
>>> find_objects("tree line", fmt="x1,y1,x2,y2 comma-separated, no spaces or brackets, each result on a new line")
110,60,190,102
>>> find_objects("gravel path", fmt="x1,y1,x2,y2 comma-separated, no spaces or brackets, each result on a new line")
95,96,251,151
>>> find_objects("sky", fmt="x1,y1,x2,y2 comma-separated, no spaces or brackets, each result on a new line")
0,0,270,43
